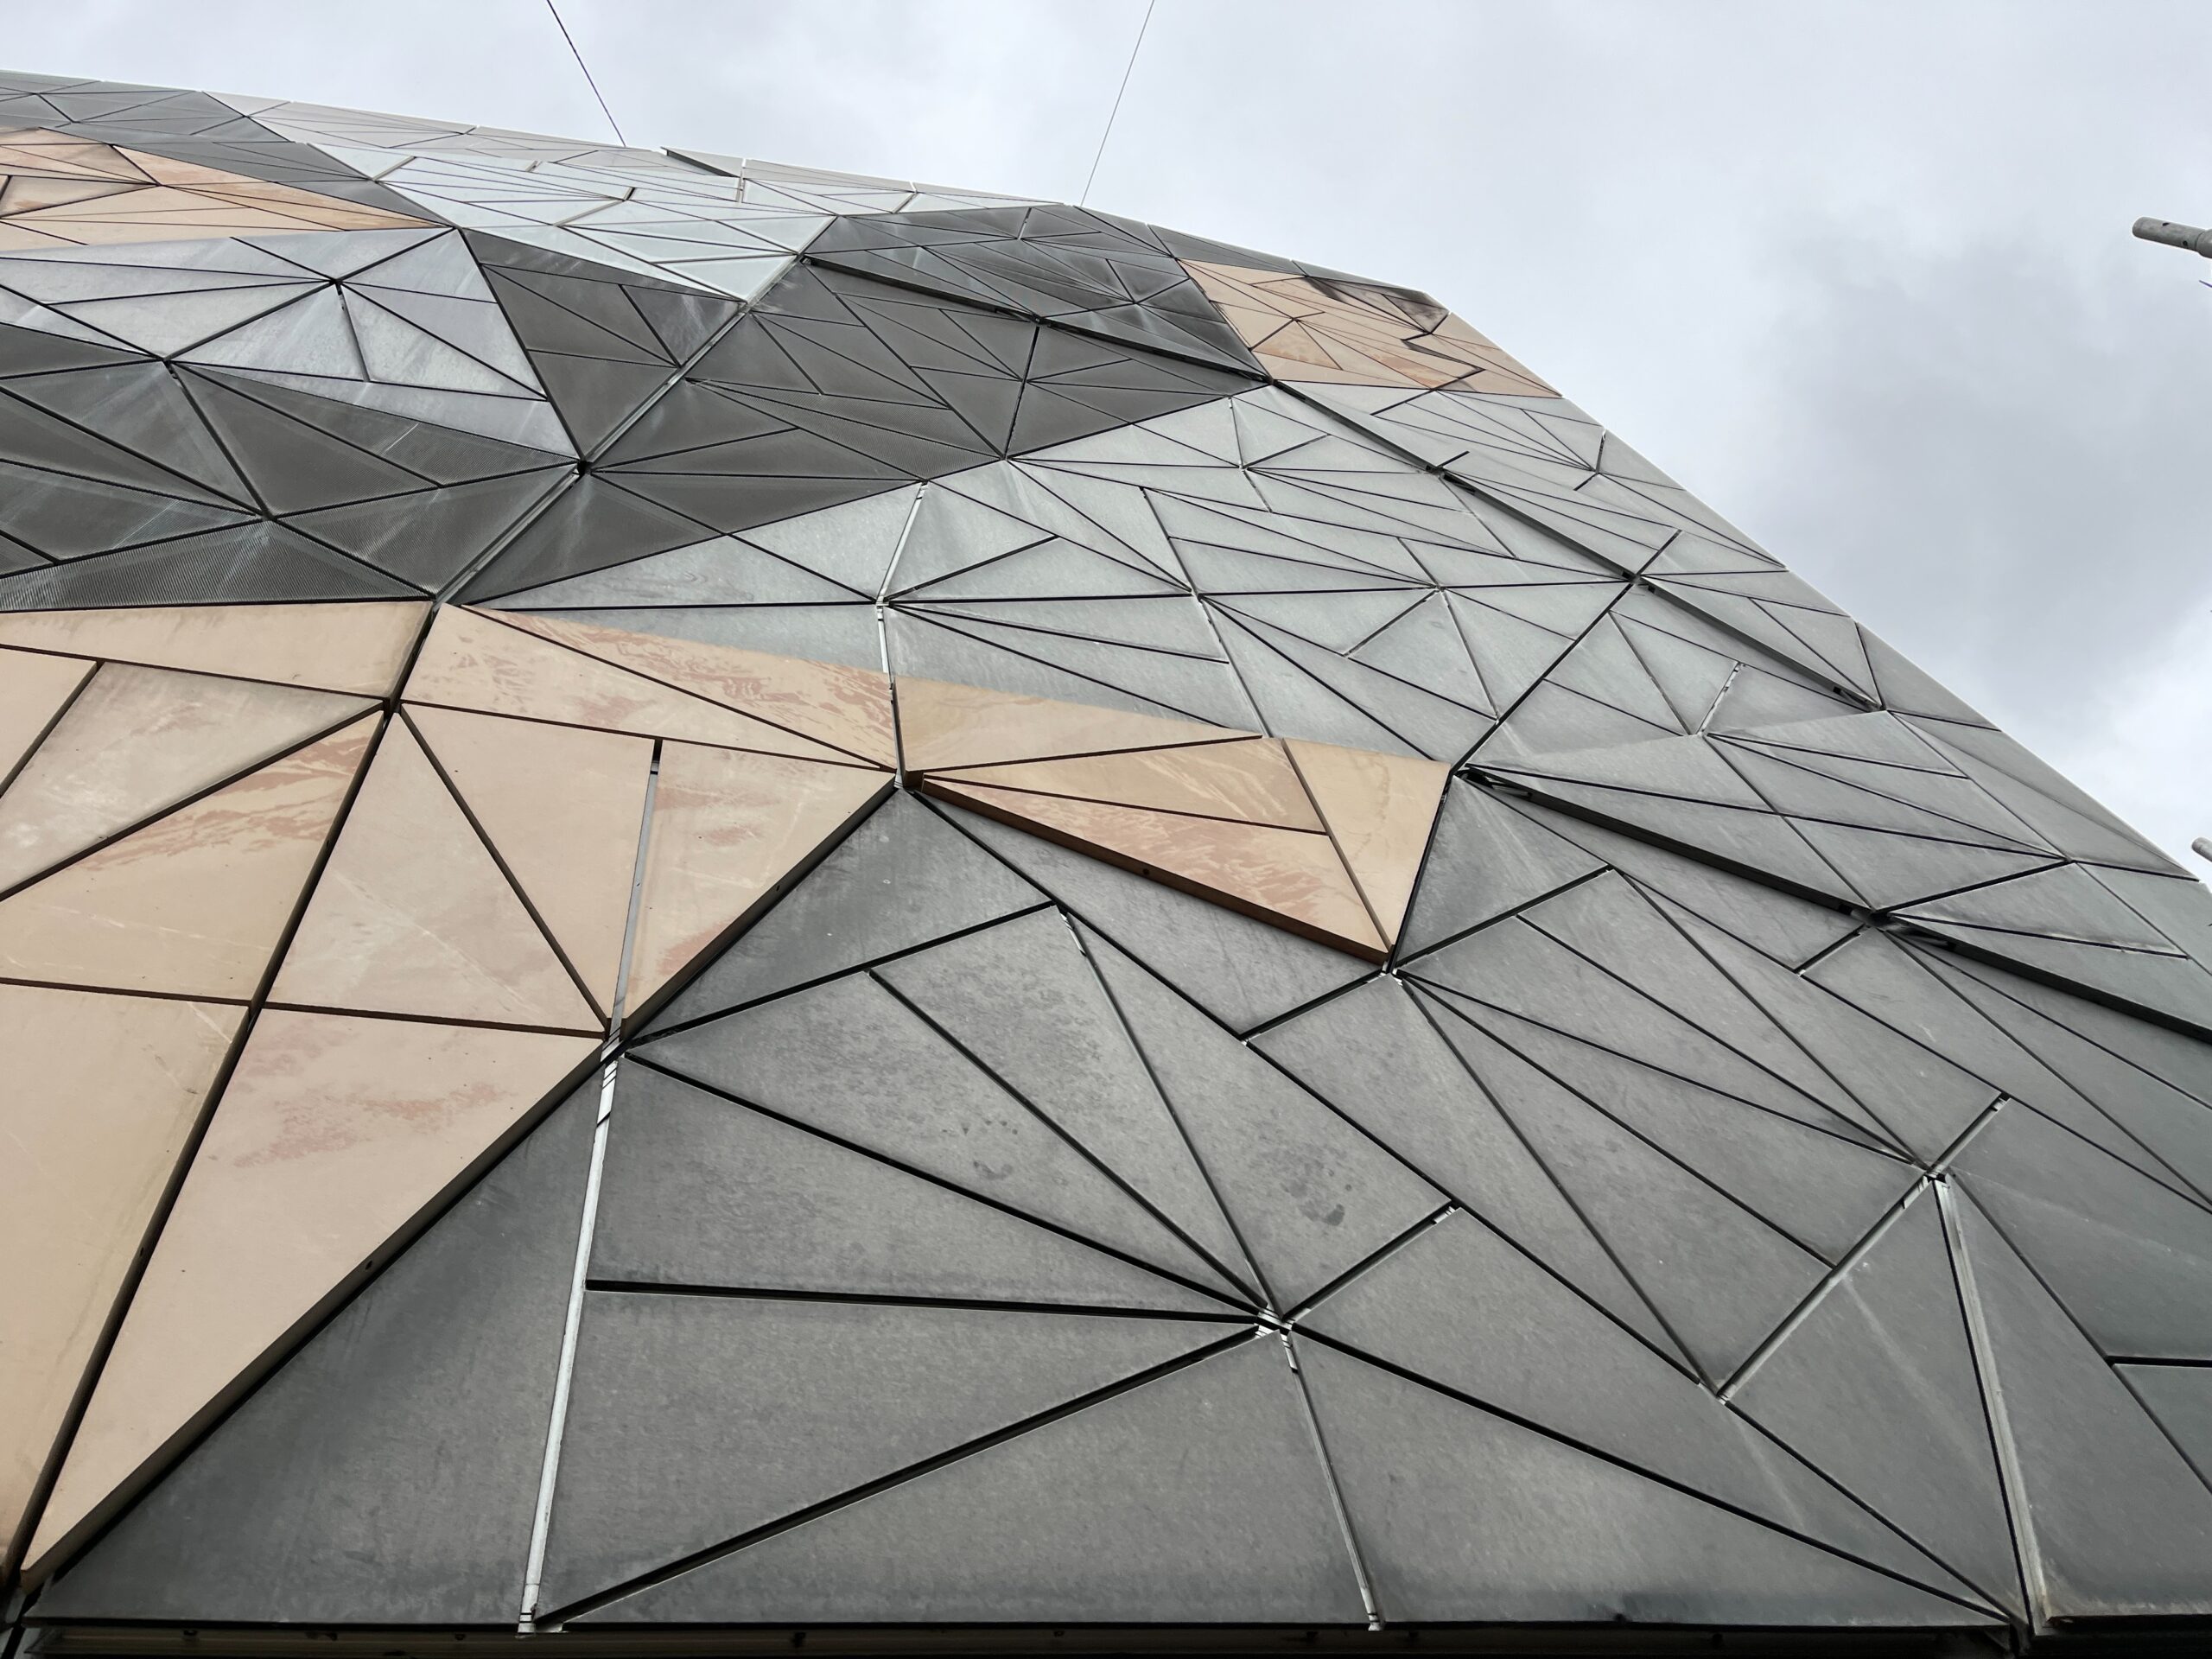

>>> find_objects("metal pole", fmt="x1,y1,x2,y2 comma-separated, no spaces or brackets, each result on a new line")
2133,217,2212,257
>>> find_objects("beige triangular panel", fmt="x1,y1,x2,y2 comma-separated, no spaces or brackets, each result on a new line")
933,738,1322,830
627,743,889,1014
898,677,1255,772
1183,260,1555,397
0,129,143,182
0,648,91,784
0,715,375,998
270,722,599,1031
0,601,427,696
0,664,373,892
23,1009,594,1580
0,986,241,1573
493,611,899,767
1287,740,1450,947
410,706,652,1014
0,128,427,248
404,607,864,766
926,779,1387,959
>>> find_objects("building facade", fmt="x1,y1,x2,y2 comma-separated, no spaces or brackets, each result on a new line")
2,69,2210,1655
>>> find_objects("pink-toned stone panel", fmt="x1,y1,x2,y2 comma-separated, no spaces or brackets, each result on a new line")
0,715,375,998
0,664,373,893
925,778,1385,959
931,739,1322,830
270,721,599,1032
25,1009,594,1580
410,705,652,1015
0,601,426,697
496,611,898,768
0,987,242,1573
1287,740,1449,947
628,743,890,1015
405,607,865,766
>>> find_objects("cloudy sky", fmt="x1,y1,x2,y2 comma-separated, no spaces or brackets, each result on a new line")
14,0,2210,860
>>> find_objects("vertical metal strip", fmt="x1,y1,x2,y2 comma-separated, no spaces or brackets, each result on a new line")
519,742,661,1627
1936,1177,2044,1624
1278,1333,1382,1630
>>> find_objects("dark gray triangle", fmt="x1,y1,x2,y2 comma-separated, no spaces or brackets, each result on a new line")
0,520,415,608
2115,1365,2212,1475
1798,823,2059,913
1479,764,1852,899
1425,1003,1825,1383
1296,1339,1994,1627
1909,952,2212,1202
3,360,251,505
1254,977,1680,1357
0,455,252,560
646,792,1045,1029
1811,933,2199,1192
1304,1209,1994,1607
581,1338,1363,1625
1082,926,1441,1309
1395,779,1605,958
1949,1190,2212,1618
875,909,1254,1292
639,973,1240,1299
588,1059,1233,1317
1415,880,1870,1138
1513,874,1882,1128
1903,863,2183,951
1512,797,1859,967
538,1292,1232,1611
1733,1193,2023,1615
1659,902,1998,1162
0,318,148,374
285,469,565,591
1953,1104,2212,1361
1478,1010,1914,1260
535,353,678,454
190,365,569,480
458,472,708,600
938,801,1365,1033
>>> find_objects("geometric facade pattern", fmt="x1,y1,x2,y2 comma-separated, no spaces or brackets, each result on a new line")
4,67,2212,1655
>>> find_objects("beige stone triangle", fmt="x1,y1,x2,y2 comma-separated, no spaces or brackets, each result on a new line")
410,705,652,1015
0,664,374,893
0,715,375,999
270,721,600,1032
627,742,890,1015
0,647,90,785
932,738,1321,830
23,1010,594,1580
1287,741,1449,948
493,611,898,767
1,986,242,1573
405,607,867,766
925,779,1385,959
898,677,1255,772
0,601,426,696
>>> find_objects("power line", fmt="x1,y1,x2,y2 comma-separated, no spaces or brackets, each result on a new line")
1078,0,1156,208
546,0,627,147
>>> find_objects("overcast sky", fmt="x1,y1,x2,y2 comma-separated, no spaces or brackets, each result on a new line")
13,0,2209,860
